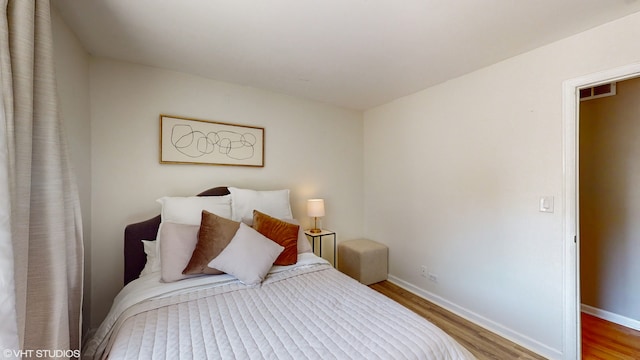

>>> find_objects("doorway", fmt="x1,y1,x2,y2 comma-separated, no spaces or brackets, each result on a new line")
563,63,640,360
578,76,640,357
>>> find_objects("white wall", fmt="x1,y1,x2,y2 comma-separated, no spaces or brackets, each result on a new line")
89,59,363,327
51,8,92,333
363,12,640,359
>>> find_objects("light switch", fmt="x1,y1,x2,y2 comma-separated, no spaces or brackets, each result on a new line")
539,196,554,213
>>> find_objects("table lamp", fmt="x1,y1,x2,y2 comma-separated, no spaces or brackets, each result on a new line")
307,199,325,233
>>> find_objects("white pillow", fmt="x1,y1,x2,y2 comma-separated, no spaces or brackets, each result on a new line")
208,223,284,286
155,195,232,256
140,240,160,276
228,187,292,221
157,195,232,224
159,222,200,283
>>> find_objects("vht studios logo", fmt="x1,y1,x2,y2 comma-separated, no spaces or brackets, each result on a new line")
3,349,80,359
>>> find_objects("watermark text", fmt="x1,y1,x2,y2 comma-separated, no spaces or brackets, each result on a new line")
3,349,80,359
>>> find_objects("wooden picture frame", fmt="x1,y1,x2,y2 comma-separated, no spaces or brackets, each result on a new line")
160,114,264,167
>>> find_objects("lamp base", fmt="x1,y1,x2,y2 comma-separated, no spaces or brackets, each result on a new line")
309,228,322,233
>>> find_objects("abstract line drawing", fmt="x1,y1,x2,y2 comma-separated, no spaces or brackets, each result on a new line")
170,125,257,160
160,115,264,167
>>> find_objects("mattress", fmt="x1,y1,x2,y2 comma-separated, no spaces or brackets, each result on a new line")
85,254,475,359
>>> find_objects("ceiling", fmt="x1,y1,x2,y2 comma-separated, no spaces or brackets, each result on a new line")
52,0,640,110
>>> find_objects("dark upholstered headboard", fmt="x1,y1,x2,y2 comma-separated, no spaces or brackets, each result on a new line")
123,186,230,285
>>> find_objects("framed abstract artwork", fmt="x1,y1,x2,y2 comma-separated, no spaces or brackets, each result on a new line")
160,114,264,167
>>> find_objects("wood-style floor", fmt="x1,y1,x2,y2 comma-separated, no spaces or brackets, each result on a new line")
581,312,640,360
371,281,640,360
370,281,545,360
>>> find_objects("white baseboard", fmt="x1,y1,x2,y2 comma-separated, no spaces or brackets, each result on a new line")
387,275,562,360
581,304,640,331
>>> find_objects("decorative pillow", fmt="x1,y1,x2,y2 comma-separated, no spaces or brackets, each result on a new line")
182,210,240,275
241,217,312,254
157,195,232,224
253,210,299,265
208,223,284,286
228,187,292,221
159,222,200,282
140,240,160,276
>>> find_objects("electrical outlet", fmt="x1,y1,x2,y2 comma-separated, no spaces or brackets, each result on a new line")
428,273,438,283
420,266,427,277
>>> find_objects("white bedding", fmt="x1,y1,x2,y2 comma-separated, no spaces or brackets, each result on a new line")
85,253,475,359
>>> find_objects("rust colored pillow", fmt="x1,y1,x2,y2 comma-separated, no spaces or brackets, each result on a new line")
253,210,299,265
182,210,240,275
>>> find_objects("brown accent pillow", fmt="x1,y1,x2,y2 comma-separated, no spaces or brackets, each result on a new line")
182,210,240,275
253,210,299,265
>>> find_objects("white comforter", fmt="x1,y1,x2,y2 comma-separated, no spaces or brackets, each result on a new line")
85,254,475,359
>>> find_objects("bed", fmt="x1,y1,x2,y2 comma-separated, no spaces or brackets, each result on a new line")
84,186,475,359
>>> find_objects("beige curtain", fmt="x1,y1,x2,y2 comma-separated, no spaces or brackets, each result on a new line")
0,0,83,357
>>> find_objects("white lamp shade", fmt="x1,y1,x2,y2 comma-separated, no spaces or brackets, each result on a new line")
307,199,325,217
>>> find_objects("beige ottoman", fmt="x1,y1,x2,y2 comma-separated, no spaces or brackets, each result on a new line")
338,239,388,285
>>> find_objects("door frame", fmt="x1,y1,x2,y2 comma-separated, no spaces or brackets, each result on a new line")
562,62,640,360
